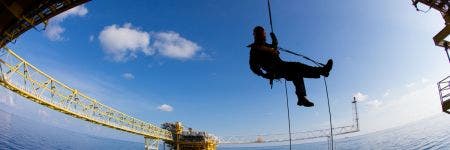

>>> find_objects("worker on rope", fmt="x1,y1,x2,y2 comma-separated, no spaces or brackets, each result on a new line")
248,26,333,107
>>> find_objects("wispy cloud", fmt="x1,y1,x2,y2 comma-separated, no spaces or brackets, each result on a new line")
157,104,173,112
366,99,382,109
45,5,88,41
405,82,415,88
353,92,368,102
89,35,94,42
360,77,441,132
122,73,135,80
405,77,429,88
383,89,391,97
38,109,50,119
98,23,204,62
0,90,16,107
196,52,213,61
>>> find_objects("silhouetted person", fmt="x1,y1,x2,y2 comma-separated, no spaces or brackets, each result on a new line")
248,26,333,107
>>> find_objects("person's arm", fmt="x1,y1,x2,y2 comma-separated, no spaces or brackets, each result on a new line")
249,49,265,77
270,32,278,49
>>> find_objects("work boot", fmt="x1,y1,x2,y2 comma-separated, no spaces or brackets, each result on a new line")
322,59,333,77
297,96,314,107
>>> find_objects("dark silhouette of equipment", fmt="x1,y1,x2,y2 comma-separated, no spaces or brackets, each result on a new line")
412,0,450,63
412,0,450,114
0,0,91,47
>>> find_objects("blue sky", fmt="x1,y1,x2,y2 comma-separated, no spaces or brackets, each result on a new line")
1,0,450,144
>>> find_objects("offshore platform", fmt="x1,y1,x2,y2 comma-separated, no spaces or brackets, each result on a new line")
0,0,362,149
412,0,450,114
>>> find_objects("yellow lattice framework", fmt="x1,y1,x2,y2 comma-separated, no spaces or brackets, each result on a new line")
0,47,172,141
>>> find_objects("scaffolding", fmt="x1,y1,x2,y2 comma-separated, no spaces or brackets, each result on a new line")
219,100,359,145
438,76,450,113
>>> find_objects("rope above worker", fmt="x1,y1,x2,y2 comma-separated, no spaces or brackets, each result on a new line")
248,15,334,108
246,1,337,149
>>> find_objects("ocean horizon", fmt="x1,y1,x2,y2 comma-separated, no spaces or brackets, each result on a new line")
1,108,449,150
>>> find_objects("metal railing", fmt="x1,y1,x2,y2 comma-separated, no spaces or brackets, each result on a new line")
219,100,359,144
438,75,450,113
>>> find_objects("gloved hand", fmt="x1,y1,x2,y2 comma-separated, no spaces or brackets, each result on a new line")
269,32,278,50
270,32,276,39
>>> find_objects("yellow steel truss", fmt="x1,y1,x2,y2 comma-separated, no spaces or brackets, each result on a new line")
0,47,172,141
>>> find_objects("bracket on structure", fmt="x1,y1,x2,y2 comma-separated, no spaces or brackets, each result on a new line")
433,26,450,63
144,137,159,150
413,0,450,63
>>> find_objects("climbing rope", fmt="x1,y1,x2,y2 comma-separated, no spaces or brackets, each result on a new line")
284,80,293,150
279,46,335,150
266,0,334,149
323,77,334,149
278,47,325,67
268,1,292,149
267,0,274,33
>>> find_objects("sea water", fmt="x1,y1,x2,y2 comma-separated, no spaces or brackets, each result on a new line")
221,114,450,150
1,109,450,150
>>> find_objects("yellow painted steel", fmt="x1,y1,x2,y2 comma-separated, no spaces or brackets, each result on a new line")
0,47,172,141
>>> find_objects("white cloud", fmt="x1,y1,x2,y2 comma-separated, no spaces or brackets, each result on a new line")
38,109,49,119
383,89,391,97
353,92,368,102
405,78,429,88
45,5,88,41
360,83,441,133
405,82,416,88
45,24,65,41
98,23,152,62
89,35,94,42
366,99,382,109
153,31,201,59
98,23,203,62
157,104,173,112
197,52,213,60
122,73,135,80
0,90,15,107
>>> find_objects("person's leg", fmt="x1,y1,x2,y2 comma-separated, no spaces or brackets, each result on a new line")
283,60,333,78
293,77,306,97
292,77,314,107
284,62,322,79
278,61,321,107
